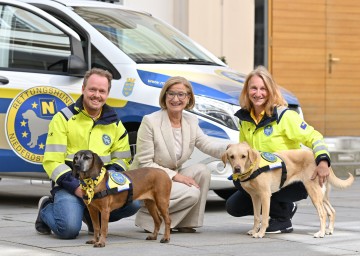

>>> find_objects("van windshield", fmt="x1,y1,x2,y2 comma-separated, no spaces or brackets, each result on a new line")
73,7,219,65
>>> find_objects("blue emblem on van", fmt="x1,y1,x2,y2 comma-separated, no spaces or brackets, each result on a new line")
5,86,73,164
264,125,273,136
102,134,111,145
122,78,136,97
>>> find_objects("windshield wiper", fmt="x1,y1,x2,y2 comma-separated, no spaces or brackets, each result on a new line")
139,58,220,65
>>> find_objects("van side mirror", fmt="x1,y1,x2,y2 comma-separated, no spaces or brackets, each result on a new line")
68,55,87,77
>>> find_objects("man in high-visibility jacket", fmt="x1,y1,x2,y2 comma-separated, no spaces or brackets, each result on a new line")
35,68,140,239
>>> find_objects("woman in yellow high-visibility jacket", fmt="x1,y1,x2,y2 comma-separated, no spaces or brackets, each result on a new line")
226,66,330,234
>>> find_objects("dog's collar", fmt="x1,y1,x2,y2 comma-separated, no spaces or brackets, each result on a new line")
80,167,107,204
231,162,256,181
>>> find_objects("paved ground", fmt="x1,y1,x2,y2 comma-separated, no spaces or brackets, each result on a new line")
0,176,359,256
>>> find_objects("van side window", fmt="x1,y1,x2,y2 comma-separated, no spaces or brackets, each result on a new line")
0,4,71,73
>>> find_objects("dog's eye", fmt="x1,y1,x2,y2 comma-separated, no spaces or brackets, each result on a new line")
229,155,234,159
241,155,246,159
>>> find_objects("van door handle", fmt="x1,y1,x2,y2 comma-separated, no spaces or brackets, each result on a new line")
0,76,9,85
328,53,340,74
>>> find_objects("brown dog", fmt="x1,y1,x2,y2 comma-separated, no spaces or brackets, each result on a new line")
72,150,172,247
222,142,354,238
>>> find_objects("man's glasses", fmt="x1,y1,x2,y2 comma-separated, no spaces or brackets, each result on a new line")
166,91,189,100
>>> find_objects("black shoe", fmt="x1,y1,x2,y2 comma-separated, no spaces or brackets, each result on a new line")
35,196,52,235
290,202,298,220
265,218,293,234
82,209,94,235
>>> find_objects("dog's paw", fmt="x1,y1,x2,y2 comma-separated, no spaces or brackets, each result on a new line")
313,231,325,238
247,229,256,236
94,242,105,247
325,228,334,235
160,237,170,243
252,232,265,238
146,235,157,241
86,239,96,244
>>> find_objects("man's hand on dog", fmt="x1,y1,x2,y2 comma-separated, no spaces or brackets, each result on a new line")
311,160,330,187
173,173,200,188
75,187,85,198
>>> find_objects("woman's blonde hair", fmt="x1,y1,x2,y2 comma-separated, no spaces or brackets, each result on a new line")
159,76,195,110
240,66,287,116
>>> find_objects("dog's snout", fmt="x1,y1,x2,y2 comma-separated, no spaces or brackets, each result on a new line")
234,166,241,174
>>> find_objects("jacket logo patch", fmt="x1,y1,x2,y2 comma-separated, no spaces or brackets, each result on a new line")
261,152,277,163
5,86,73,164
102,134,111,145
264,125,273,136
122,78,136,97
300,121,307,130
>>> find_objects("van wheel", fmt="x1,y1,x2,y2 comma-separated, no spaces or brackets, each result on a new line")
128,131,137,159
213,189,236,200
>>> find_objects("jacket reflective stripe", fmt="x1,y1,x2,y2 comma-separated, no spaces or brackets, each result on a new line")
112,151,131,159
114,159,127,169
45,144,67,153
51,163,71,181
61,107,75,120
313,143,328,154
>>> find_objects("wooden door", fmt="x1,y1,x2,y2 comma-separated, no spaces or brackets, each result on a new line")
269,0,360,136
325,0,360,136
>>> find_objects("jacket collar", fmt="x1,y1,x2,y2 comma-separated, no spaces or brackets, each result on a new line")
74,95,118,125
235,106,279,127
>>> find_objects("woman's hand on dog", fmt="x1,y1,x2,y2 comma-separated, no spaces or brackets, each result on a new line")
173,173,200,188
311,160,330,187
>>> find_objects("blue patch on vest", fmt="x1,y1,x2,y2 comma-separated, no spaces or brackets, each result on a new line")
264,125,273,136
110,172,127,185
102,134,111,145
261,152,278,163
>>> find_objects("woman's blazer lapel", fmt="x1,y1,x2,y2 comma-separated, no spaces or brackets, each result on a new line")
160,110,177,164
178,114,191,163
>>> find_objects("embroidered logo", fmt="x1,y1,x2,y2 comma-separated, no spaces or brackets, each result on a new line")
300,121,307,130
264,125,273,136
102,134,111,145
122,78,136,97
261,152,278,163
5,86,73,164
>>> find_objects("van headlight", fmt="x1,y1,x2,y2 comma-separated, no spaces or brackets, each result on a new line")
189,96,239,130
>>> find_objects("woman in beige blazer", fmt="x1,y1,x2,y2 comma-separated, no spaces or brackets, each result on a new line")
131,76,229,233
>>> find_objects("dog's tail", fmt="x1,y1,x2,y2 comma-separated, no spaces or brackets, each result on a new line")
328,168,354,189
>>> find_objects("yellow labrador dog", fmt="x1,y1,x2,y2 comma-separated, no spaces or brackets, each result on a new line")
222,142,354,238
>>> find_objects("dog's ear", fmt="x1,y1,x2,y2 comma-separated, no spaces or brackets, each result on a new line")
72,153,79,178
221,151,228,167
92,152,104,170
248,148,258,165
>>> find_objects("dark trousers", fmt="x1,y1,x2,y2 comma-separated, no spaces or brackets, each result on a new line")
226,180,308,220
